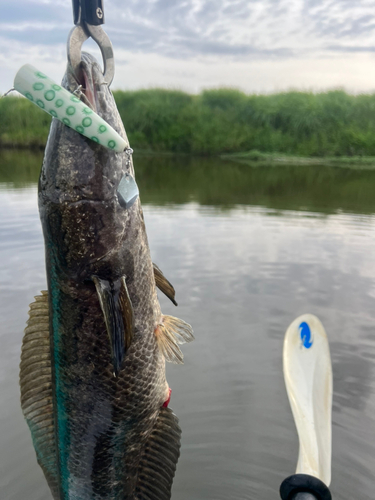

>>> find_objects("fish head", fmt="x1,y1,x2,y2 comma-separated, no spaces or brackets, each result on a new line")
39,52,141,284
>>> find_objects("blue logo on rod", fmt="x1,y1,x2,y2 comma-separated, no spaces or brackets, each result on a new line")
299,322,313,349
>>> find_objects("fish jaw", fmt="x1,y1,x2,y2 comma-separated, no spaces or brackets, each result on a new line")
65,51,103,113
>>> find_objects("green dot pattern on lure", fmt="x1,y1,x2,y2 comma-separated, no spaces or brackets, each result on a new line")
44,90,55,101
82,117,92,128
13,63,128,153
33,82,44,91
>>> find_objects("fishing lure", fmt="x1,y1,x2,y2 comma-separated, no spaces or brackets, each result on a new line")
13,63,127,153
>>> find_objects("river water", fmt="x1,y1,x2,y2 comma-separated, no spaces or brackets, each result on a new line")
0,150,374,499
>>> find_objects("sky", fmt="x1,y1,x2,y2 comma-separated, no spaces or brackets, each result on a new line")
1,0,375,94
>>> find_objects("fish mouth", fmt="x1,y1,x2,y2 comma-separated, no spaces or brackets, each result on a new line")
81,68,97,112
70,52,105,113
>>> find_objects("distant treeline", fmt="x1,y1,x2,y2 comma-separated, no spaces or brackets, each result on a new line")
2,89,375,156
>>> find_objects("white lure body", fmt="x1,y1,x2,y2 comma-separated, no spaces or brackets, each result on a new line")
14,64,127,153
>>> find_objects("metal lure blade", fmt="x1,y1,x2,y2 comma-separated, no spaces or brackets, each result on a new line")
117,174,139,209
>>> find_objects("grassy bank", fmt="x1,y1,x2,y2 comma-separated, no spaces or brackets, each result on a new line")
3,88,375,157
222,150,375,168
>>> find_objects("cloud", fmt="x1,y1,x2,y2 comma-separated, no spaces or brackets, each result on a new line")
1,0,375,93
101,0,375,58
2,0,375,56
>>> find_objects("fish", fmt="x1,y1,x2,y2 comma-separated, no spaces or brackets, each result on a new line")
19,52,194,500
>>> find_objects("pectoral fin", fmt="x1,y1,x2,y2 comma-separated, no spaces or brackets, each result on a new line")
153,263,178,306
155,315,194,364
135,407,181,500
92,276,134,374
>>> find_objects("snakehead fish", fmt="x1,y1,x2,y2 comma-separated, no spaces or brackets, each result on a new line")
19,52,193,500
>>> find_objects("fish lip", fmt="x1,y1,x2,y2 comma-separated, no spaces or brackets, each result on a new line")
81,65,98,113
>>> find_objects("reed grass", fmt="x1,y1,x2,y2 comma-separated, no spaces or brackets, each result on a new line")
3,88,375,157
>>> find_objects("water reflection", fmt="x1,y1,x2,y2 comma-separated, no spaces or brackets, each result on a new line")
332,342,374,414
3,149,375,213
0,149,43,187
0,151,374,500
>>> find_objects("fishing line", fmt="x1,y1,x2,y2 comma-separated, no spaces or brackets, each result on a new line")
1,88,16,98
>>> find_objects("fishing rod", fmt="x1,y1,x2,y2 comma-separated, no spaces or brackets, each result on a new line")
279,315,333,500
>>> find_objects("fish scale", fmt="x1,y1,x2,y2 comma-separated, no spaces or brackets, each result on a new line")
46,267,165,498
20,52,194,500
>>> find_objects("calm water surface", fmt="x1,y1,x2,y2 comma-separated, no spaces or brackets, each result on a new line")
0,151,375,499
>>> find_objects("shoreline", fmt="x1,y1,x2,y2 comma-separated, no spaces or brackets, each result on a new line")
2,144,375,169
221,151,375,168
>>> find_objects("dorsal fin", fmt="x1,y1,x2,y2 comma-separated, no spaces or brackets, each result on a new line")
153,264,178,306
155,315,194,364
135,407,181,500
19,291,59,499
